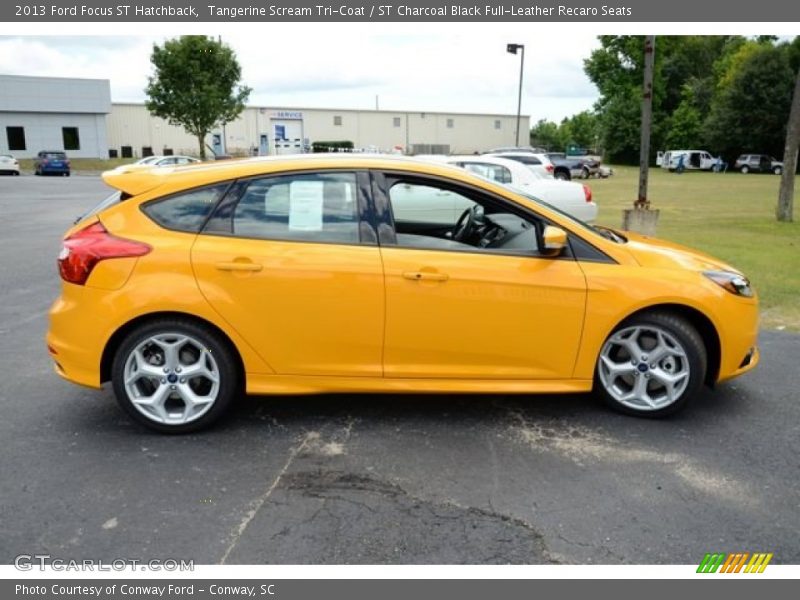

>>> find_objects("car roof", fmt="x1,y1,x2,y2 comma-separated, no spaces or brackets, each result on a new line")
102,154,491,196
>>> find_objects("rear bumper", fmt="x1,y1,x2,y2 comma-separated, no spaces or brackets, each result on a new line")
46,293,104,389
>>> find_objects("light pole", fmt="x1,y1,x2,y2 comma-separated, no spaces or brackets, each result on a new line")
507,43,525,147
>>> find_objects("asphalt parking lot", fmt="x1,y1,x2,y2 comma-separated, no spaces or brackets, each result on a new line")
1,174,798,565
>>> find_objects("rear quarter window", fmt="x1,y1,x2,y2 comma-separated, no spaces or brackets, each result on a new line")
142,183,230,233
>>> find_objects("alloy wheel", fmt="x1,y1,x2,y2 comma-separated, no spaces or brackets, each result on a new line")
597,325,690,411
123,332,220,425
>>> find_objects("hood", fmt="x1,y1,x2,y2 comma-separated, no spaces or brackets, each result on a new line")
622,231,741,274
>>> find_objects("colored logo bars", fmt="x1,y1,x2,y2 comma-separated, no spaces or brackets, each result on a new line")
697,552,773,573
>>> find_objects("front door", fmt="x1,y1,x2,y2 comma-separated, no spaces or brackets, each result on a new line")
376,174,587,380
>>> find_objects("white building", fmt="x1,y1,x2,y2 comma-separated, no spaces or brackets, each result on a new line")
107,104,529,158
0,75,111,159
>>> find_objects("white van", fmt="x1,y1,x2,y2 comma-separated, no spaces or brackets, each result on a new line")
659,150,718,171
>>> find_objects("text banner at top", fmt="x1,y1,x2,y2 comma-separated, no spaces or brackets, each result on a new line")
4,0,800,22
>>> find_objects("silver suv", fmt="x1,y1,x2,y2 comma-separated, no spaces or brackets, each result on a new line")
734,154,783,175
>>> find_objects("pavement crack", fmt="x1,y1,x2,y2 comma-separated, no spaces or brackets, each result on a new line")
218,431,317,564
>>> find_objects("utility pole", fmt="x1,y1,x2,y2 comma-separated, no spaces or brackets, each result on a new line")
636,35,655,209
623,35,660,235
507,43,525,147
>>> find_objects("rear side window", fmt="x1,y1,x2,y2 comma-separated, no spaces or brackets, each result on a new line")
229,172,360,244
143,184,229,233
506,155,541,166
460,162,512,184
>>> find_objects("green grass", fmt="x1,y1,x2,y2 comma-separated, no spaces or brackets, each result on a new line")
592,166,800,331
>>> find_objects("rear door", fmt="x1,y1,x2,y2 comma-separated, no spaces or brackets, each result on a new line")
190,170,385,377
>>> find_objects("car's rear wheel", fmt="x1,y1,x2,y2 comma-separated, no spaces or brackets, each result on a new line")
594,311,707,417
111,319,239,433
554,170,570,181
740,165,750,174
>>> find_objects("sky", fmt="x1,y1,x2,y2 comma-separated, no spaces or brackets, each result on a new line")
0,30,601,123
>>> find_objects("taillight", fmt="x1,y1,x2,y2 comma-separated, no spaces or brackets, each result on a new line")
583,185,593,203
546,164,554,173
57,222,150,285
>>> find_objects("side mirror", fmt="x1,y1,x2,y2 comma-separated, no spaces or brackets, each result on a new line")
542,225,567,256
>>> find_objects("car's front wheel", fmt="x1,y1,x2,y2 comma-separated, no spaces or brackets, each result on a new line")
773,166,783,175
594,311,707,417
740,165,750,174
111,319,239,433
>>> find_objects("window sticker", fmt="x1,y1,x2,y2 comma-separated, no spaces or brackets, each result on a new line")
288,180,324,231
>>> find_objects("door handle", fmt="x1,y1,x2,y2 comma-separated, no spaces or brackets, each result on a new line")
402,271,449,282
214,261,263,272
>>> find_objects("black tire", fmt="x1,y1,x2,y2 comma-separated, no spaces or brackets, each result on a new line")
554,170,570,181
111,318,240,433
740,165,749,174
773,166,782,175
594,311,707,418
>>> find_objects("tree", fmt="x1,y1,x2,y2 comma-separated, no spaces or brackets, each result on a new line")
584,35,746,163
145,36,251,159
562,111,600,150
530,119,564,150
705,42,794,161
777,66,800,222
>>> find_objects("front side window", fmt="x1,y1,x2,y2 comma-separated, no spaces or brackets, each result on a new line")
386,177,541,255
230,172,360,244
143,184,229,232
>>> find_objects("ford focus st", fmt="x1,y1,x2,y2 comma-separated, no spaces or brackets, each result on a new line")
47,155,759,433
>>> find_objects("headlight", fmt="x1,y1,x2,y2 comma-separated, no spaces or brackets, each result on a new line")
703,270,754,297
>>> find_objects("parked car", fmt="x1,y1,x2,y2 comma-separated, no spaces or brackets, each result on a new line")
733,154,783,175
486,145,548,154
0,154,20,176
437,154,597,223
484,152,555,179
545,152,600,180
135,155,201,167
48,154,758,432
34,151,70,176
659,150,717,172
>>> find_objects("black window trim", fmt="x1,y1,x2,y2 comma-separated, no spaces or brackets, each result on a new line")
372,169,617,264
199,168,377,248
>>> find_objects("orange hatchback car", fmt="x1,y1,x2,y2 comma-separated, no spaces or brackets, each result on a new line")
48,156,759,432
